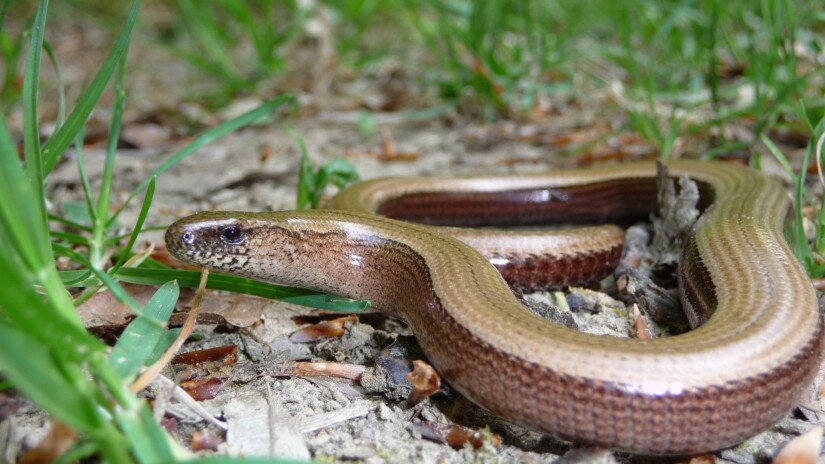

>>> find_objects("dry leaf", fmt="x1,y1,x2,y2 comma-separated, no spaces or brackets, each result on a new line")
19,421,76,464
180,377,225,401
191,430,223,451
172,345,238,366
406,360,440,403
289,315,357,343
414,421,501,449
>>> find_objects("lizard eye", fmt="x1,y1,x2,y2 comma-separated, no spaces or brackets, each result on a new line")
220,226,245,245
181,231,195,245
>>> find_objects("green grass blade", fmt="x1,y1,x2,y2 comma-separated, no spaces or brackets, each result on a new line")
74,128,98,224
0,321,102,431
22,0,48,233
50,229,91,246
53,443,99,464
59,269,94,287
114,267,370,312
42,41,65,127
115,404,178,463
52,243,162,324
0,249,102,358
0,117,53,278
95,57,127,227
110,176,155,274
48,212,93,232
128,95,295,198
761,134,794,177
294,130,313,209
90,56,127,267
109,281,178,379
107,95,295,229
105,225,167,247
41,0,141,174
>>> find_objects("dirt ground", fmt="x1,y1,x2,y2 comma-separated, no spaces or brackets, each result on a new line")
5,7,825,464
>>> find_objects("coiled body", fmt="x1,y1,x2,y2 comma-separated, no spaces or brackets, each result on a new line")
166,160,822,455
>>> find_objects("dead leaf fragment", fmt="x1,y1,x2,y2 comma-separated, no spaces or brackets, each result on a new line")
289,315,357,343
180,377,226,401
191,430,223,451
414,421,501,449
172,345,238,366
772,426,823,464
19,421,76,464
406,360,440,404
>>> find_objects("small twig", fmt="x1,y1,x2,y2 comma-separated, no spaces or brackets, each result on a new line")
298,403,377,434
131,269,209,393
294,361,366,380
151,375,227,431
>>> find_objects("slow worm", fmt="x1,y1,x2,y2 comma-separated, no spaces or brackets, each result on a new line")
166,160,822,455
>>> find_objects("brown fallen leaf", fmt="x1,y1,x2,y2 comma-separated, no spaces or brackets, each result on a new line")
406,360,440,404
772,426,823,464
289,315,358,343
414,421,501,450
173,345,238,366
191,430,223,451
172,345,237,400
179,377,226,401
19,421,76,464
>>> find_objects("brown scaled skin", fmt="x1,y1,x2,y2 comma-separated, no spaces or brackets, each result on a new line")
166,160,822,455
